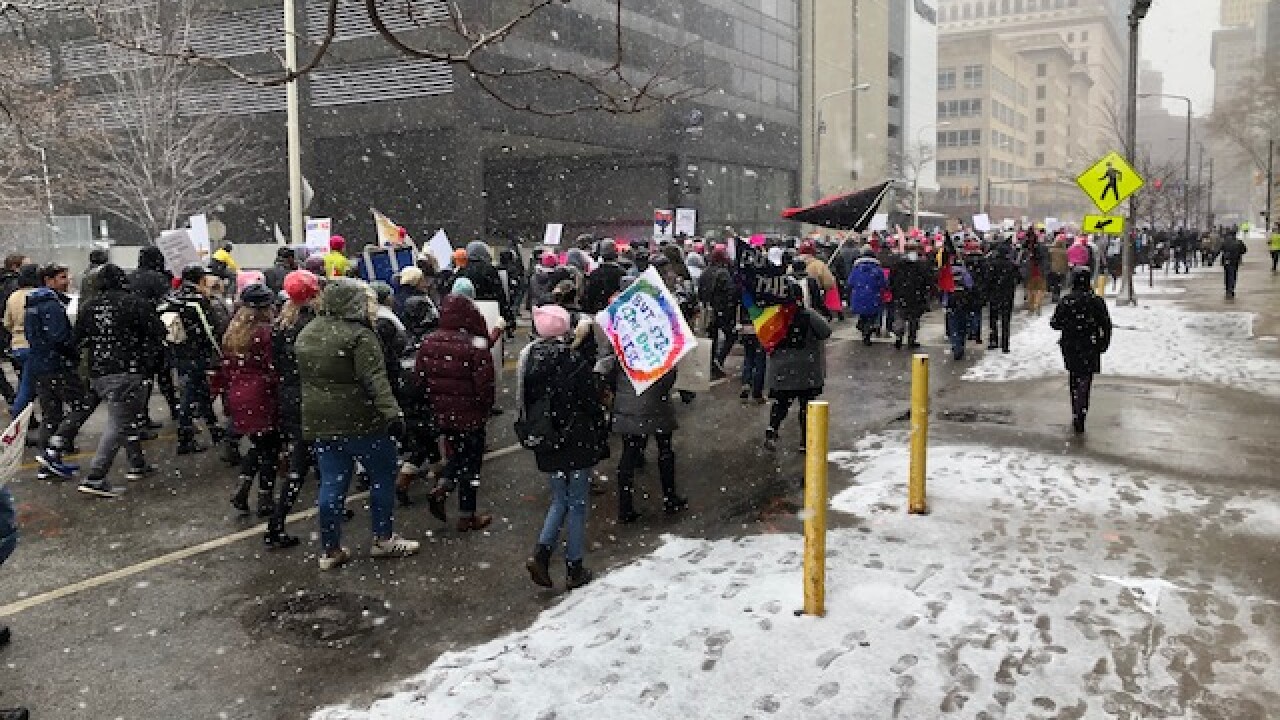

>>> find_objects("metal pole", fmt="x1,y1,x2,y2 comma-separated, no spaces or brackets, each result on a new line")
908,355,929,515
1207,158,1215,229
37,146,54,219
803,401,830,617
1267,139,1274,234
284,0,305,246
1197,143,1205,230
812,105,823,203
913,176,920,231
1122,10,1140,307
1182,99,1191,231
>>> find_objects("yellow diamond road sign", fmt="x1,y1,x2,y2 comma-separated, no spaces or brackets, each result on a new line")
1076,151,1145,215
1083,214,1125,235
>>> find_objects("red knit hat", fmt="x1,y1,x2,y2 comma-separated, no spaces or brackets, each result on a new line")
329,235,346,252
283,269,320,304
798,240,816,256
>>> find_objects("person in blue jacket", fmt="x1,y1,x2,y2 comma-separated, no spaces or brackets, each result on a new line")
847,247,887,346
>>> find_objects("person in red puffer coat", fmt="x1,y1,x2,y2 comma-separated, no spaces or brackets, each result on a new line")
219,283,280,519
415,292,496,532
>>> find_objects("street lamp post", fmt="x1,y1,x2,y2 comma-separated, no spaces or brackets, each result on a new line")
283,0,305,246
813,82,873,203
913,122,949,230
1122,0,1154,307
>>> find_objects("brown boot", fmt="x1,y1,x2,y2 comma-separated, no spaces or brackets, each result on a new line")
395,472,415,506
456,514,493,532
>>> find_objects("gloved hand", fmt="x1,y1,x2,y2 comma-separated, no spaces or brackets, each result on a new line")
387,416,406,440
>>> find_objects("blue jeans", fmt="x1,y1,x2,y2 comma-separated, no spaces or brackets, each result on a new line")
9,347,33,415
538,468,590,563
739,335,766,399
314,433,397,552
0,486,17,567
968,307,983,339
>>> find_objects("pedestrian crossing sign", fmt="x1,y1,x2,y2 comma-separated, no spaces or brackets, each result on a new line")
1082,214,1125,235
1076,151,1144,214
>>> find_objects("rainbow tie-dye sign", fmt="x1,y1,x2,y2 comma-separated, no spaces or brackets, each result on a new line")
596,267,698,395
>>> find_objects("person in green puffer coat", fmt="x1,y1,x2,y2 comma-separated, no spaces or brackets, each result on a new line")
295,278,418,571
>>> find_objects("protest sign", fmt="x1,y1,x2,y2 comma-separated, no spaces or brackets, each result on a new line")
155,229,200,275
675,207,697,237
543,223,563,246
305,218,332,249
0,406,34,487
596,267,698,395
972,213,992,233
869,213,889,232
189,214,211,254
738,259,798,353
653,209,675,242
475,300,505,387
372,207,407,246
427,229,453,269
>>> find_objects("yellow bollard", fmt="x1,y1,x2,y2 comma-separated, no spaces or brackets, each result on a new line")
908,354,929,515
803,401,830,617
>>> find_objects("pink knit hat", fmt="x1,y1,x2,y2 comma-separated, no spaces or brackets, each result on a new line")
533,304,571,338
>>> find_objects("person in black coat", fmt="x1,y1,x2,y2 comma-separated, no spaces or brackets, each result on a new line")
1219,231,1248,297
130,245,179,424
1050,268,1112,434
986,243,1022,353
582,241,626,314
520,304,609,590
888,243,932,350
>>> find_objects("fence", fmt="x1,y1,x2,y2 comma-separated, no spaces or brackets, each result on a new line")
0,215,98,279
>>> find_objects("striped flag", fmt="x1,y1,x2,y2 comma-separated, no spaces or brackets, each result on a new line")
737,259,798,354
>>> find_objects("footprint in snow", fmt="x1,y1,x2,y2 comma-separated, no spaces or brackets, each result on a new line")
891,654,919,674
577,673,619,704
638,682,669,707
801,682,840,708
586,628,620,648
538,645,573,668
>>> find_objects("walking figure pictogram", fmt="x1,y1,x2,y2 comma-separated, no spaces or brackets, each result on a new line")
1100,162,1121,204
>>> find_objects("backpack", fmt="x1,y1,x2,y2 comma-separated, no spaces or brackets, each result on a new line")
514,340,568,452
160,308,187,345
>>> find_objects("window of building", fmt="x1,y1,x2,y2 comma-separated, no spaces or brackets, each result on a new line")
1035,152,1045,167
963,64,984,89
1081,30,1089,41
1035,130,1045,144
1080,51,1088,64
1036,85,1046,100
1067,32,1074,42
1036,107,1046,123
1037,63,1047,77
963,3,972,18
938,68,957,91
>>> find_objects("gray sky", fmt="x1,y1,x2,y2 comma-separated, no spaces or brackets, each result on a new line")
1141,1,1219,116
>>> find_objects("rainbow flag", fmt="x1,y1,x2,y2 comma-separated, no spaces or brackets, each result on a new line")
738,263,798,353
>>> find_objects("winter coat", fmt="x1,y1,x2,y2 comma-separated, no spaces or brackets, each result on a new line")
582,261,626,314
296,279,402,441
697,263,738,320
262,261,295,295
767,308,831,394
965,253,991,306
323,250,350,279
607,359,678,436
4,286,34,351
455,251,513,324
847,256,886,316
889,257,933,316
79,264,106,309
1049,243,1069,275
75,265,165,378
163,283,224,372
1220,236,1248,266
529,266,569,307
392,285,438,347
129,267,172,308
222,323,277,436
374,306,409,390
801,254,837,291
944,264,975,310
23,288,77,378
520,337,609,473
1019,241,1050,280
415,294,495,432
986,251,1022,308
1050,288,1112,374
829,246,857,288
272,305,315,438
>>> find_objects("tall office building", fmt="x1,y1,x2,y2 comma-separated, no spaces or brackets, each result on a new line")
889,0,941,195
1222,0,1269,27
31,1,805,243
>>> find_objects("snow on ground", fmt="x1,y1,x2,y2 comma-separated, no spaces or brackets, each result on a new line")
962,301,1280,395
313,436,1279,720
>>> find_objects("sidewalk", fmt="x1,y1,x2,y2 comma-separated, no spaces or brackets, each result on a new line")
313,257,1280,719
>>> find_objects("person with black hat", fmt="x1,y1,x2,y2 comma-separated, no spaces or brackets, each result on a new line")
1050,267,1112,434
263,246,298,295
129,246,180,426
582,240,626,314
74,263,166,497
161,264,227,455
219,283,281,517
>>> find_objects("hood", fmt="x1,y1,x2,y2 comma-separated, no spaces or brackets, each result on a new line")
319,278,373,323
853,256,881,268
465,241,492,264
565,248,590,273
97,263,129,293
139,246,167,273
439,292,486,335
685,252,705,270
660,245,684,266
26,286,64,307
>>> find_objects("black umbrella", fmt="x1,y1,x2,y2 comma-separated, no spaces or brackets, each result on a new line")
782,181,892,231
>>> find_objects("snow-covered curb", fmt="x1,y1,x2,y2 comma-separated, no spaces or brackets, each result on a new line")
962,301,1280,395
313,437,1280,719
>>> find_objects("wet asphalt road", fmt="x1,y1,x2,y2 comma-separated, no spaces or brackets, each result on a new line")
0,316,967,719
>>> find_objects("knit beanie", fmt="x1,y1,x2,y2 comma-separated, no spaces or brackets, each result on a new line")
533,304,571,338
283,269,320,305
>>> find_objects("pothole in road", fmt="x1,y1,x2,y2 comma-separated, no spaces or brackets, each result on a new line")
244,591,395,649
938,406,1014,425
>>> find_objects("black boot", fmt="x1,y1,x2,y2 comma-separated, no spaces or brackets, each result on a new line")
566,560,594,589
617,480,640,524
525,544,553,588
230,476,252,517
256,489,275,519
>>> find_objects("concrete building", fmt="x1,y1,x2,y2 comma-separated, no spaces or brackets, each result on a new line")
932,28,1092,224
1222,0,1269,27
889,0,941,196
936,0,1129,164
34,0,806,245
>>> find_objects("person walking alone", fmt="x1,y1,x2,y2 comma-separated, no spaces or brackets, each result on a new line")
520,305,609,590
1050,268,1112,434
1220,230,1248,298
296,279,418,570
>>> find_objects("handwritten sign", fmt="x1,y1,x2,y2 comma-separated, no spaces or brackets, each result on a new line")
596,267,697,394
